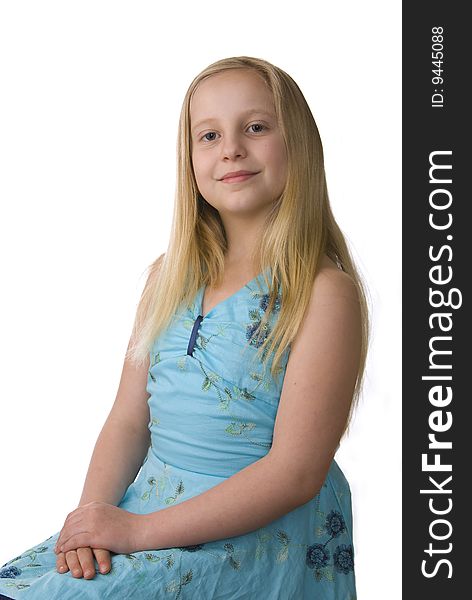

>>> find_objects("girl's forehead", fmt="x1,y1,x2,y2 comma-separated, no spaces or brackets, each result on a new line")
197,68,263,86
189,70,275,121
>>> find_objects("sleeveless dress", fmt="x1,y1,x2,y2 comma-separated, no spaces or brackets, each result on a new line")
0,268,357,599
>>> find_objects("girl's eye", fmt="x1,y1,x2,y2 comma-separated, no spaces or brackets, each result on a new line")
202,132,218,142
248,123,266,133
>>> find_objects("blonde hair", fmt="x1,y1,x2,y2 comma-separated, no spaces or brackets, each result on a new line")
126,56,370,434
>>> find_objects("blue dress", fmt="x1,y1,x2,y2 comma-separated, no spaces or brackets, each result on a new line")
0,269,357,599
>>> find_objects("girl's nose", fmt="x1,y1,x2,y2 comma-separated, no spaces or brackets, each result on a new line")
221,133,247,160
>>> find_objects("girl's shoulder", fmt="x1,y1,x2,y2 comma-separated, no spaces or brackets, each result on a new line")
314,254,358,301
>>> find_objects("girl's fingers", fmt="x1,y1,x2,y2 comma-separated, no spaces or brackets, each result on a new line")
55,551,69,574
56,547,112,579
93,548,112,574
64,550,83,578
76,547,97,579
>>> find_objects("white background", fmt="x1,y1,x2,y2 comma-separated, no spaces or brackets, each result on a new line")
0,1,401,597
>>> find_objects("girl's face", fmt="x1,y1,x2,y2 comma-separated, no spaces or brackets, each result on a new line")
190,69,287,218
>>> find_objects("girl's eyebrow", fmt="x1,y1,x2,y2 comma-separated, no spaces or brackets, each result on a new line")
191,108,275,134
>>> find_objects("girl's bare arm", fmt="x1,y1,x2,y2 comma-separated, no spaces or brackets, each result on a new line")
56,342,151,578
77,344,151,508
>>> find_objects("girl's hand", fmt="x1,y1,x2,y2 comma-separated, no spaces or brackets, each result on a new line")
56,547,111,579
54,502,143,555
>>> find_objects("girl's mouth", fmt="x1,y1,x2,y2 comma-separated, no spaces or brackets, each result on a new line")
220,172,259,183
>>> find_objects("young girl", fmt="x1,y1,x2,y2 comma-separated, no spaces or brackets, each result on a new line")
0,56,368,599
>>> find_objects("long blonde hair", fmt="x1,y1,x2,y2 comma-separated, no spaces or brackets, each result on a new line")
126,56,370,433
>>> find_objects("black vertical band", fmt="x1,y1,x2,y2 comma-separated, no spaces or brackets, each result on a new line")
403,2,468,595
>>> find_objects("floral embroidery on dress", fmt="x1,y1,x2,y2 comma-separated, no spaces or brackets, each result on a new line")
1,544,48,571
222,543,241,570
325,510,347,538
0,565,22,579
149,351,161,382
179,544,204,552
245,291,281,351
0,541,51,591
182,321,272,449
305,509,354,582
333,544,354,574
164,570,194,598
140,463,185,506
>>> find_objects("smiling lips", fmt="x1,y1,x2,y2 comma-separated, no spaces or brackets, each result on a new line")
219,170,259,183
